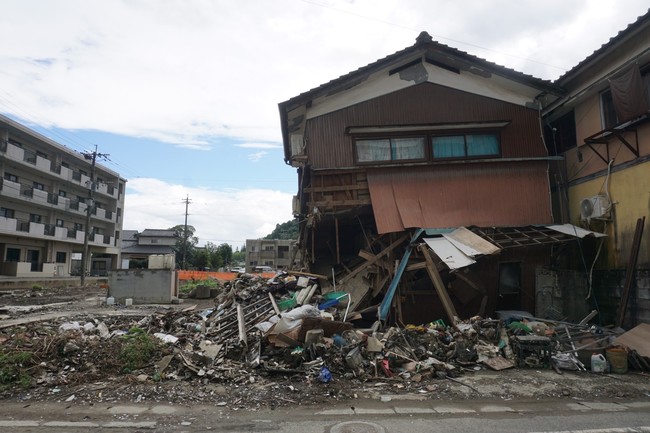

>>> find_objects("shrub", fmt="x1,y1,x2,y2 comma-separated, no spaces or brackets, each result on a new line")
119,327,160,374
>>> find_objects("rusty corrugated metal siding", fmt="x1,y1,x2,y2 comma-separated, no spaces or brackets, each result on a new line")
305,82,547,169
367,161,553,234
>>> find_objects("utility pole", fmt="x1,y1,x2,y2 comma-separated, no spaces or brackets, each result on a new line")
80,145,109,286
181,195,191,270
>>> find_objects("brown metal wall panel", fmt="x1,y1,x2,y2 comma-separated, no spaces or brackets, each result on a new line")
305,82,546,169
367,161,552,233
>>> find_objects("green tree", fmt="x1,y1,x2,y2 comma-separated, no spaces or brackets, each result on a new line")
169,224,198,269
232,244,246,264
216,243,233,267
264,219,299,240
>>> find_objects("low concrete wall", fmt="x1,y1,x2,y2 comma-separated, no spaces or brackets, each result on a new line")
108,269,178,304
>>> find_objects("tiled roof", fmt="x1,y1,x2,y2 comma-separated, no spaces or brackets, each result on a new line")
279,31,561,111
556,8,650,83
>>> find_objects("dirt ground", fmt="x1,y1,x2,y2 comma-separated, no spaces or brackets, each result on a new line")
1,285,649,409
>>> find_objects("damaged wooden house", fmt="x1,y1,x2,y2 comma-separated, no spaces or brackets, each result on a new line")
278,31,605,325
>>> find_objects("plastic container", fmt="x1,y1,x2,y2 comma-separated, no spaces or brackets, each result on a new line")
125,298,133,307
606,346,628,374
590,353,607,373
106,296,115,305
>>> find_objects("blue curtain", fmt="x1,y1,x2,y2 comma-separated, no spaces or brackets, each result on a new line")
432,136,465,158
467,134,499,156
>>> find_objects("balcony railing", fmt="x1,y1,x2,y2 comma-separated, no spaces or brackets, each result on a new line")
20,186,34,198
44,224,55,236
72,171,82,182
18,220,29,232
23,150,36,165
47,193,59,205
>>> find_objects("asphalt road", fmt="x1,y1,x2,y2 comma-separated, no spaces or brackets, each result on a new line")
1,397,649,432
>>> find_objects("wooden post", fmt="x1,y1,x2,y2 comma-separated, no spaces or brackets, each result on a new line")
419,244,459,323
335,217,340,264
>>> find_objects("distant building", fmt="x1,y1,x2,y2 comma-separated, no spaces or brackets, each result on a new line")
0,114,126,277
120,229,176,269
245,239,298,272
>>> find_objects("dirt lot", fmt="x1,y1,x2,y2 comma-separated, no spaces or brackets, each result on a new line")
1,284,649,410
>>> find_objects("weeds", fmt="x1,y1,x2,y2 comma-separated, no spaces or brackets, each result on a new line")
119,327,159,373
0,351,33,389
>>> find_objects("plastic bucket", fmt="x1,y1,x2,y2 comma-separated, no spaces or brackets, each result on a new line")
605,346,628,374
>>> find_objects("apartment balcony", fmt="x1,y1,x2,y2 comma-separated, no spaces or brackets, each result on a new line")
259,250,277,259
0,216,18,232
0,178,21,198
67,228,85,242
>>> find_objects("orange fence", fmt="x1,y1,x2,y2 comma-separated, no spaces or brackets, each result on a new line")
177,270,276,281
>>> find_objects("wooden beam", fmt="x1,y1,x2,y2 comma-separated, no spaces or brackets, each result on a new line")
339,234,408,284
335,217,340,264
617,216,645,327
419,244,459,323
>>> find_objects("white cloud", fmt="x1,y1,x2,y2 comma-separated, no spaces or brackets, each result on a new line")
124,178,294,247
247,151,268,162
236,143,283,149
2,0,646,149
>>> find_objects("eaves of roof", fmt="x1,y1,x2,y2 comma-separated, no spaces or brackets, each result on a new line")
278,31,564,161
556,8,650,85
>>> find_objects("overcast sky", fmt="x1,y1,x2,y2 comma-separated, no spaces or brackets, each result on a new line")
1,0,648,247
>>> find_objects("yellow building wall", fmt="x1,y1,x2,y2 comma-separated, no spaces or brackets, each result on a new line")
568,160,650,268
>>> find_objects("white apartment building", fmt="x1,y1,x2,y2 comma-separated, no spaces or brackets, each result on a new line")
0,114,126,277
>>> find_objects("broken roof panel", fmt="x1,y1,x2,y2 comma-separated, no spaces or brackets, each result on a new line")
424,237,476,270
443,227,501,257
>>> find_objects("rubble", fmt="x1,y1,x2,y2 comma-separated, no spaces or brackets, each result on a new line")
0,274,649,408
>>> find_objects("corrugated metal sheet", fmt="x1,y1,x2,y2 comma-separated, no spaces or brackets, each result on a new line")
305,82,546,169
424,237,476,270
367,161,552,234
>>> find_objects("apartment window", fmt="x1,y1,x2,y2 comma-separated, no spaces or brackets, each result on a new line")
6,248,20,262
151,239,159,244
55,252,66,263
56,219,64,227
74,223,83,231
4,173,18,183
59,190,67,197
36,151,48,160
278,245,289,259
1,208,15,218
77,195,86,204
356,137,425,163
79,170,87,177
61,162,70,168
600,89,618,129
264,245,274,251
432,133,500,159
30,214,42,223
8,139,22,147
33,181,45,191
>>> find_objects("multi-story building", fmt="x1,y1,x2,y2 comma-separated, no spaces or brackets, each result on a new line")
245,238,298,272
0,114,126,277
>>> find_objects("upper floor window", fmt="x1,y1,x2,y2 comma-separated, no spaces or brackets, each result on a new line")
33,181,45,191
0,208,15,218
30,214,42,223
36,151,48,160
4,173,18,183
56,219,64,227
356,137,425,163
600,89,618,129
59,190,67,197
432,133,500,159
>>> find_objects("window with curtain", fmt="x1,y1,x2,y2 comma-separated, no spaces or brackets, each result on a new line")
432,133,499,159
356,137,425,162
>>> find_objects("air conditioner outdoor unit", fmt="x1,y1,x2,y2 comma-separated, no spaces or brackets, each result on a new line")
580,195,611,221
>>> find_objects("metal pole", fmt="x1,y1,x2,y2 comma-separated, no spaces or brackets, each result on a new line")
80,148,97,286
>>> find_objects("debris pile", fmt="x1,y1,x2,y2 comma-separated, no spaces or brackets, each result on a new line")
0,272,648,406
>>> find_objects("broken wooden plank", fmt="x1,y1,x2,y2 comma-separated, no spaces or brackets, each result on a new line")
419,244,459,323
340,234,408,284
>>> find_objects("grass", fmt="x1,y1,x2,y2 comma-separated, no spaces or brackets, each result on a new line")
119,327,160,374
0,351,33,389
179,278,221,295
